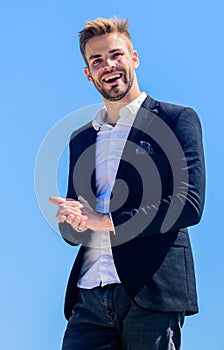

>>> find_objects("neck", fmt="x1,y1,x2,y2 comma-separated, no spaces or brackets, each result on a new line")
104,87,142,125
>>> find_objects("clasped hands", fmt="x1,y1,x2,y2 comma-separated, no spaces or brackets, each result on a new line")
49,195,113,232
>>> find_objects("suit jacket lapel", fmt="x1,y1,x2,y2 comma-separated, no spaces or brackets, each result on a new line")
115,96,159,179
76,124,97,207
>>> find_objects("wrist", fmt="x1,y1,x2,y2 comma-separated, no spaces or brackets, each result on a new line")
101,213,114,231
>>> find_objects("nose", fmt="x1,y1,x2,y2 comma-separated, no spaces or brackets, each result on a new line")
103,57,116,70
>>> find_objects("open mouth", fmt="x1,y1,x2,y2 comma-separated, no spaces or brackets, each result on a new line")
103,73,122,84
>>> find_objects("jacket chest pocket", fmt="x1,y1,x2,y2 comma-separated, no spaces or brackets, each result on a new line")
112,153,171,209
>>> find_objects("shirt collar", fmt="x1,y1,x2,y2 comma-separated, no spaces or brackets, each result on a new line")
119,91,147,124
92,106,107,131
92,92,147,131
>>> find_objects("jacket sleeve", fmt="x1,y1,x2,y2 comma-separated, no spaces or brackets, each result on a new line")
58,132,92,246
111,107,206,238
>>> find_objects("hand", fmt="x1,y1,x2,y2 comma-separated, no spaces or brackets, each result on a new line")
49,196,114,232
48,196,87,231
78,196,114,231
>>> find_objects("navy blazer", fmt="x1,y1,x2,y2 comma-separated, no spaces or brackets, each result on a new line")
59,96,205,320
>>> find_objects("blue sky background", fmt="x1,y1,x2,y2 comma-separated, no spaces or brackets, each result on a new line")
1,1,223,349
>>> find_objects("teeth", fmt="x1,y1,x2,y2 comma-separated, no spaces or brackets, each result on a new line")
104,74,121,82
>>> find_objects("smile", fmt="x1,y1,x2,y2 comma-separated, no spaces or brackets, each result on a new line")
103,73,122,83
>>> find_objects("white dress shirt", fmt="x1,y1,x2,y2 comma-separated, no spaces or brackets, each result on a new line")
77,92,147,289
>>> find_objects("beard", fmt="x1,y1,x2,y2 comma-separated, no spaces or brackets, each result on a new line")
91,69,134,101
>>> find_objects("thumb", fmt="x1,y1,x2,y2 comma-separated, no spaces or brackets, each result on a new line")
78,195,91,208
48,196,65,205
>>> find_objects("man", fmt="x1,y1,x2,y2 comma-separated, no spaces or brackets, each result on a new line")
49,17,205,350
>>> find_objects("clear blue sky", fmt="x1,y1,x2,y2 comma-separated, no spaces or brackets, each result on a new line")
1,1,223,349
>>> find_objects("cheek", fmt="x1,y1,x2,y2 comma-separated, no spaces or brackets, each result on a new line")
89,68,101,80
88,70,99,83
121,58,133,70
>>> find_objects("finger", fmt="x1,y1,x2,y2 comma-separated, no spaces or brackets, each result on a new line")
80,206,94,216
62,200,84,209
66,213,75,225
58,208,83,217
56,214,67,223
49,197,81,207
78,196,92,209
66,214,87,229
77,215,88,227
49,196,66,205
80,220,87,226
76,223,87,231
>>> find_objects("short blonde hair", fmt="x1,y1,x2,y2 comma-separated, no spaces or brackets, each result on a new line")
78,17,133,64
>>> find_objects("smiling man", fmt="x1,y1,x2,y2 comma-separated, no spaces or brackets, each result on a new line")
49,17,205,350
83,32,138,102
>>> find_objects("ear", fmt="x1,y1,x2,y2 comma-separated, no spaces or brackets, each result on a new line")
84,67,93,82
132,50,139,68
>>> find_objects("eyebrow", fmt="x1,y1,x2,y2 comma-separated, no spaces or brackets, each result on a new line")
88,54,101,62
88,49,123,62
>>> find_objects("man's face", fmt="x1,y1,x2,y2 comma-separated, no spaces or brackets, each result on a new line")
84,33,139,101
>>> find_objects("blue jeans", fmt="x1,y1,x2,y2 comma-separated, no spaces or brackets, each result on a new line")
61,284,185,350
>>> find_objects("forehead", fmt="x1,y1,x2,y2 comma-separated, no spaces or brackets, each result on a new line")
85,33,130,61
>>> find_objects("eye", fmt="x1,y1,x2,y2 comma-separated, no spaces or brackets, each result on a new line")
92,58,102,66
112,52,123,59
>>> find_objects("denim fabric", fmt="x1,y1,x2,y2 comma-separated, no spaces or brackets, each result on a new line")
61,284,184,350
